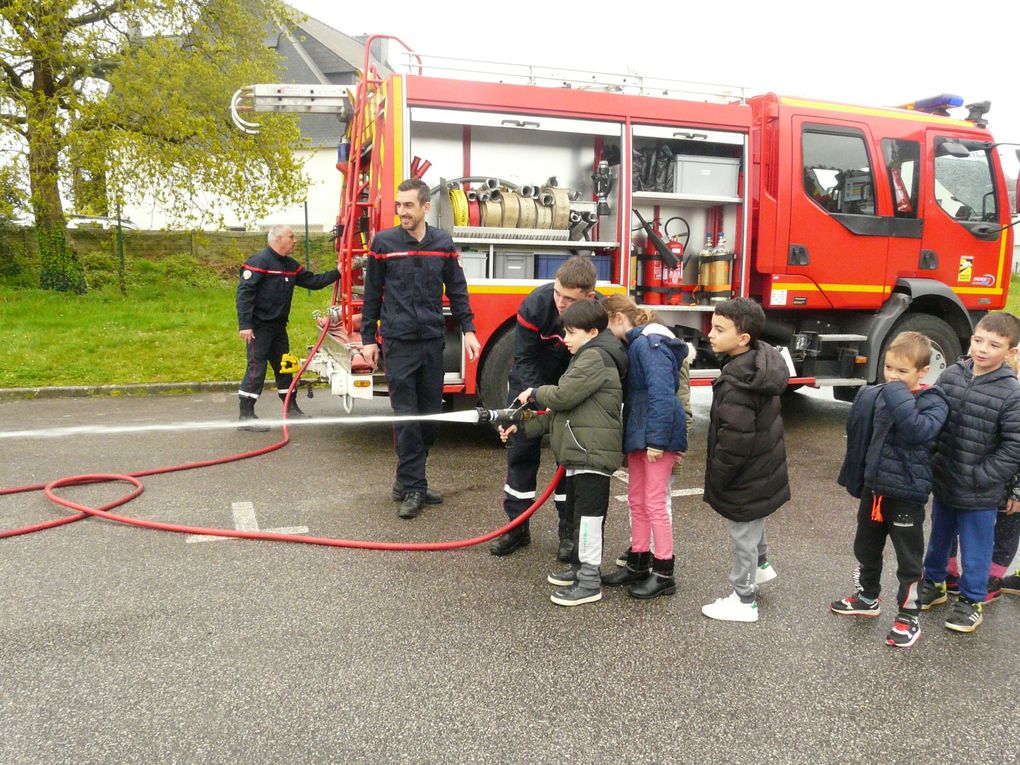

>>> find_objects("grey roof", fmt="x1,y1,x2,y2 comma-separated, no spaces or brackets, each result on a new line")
270,7,393,148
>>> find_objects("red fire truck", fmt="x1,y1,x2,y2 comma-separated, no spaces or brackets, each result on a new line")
232,38,1018,411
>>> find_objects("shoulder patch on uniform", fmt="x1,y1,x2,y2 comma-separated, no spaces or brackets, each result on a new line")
243,270,252,280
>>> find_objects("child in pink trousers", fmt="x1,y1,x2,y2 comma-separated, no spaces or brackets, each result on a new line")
603,295,689,597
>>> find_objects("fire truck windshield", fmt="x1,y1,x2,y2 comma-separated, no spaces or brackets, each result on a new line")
934,141,999,222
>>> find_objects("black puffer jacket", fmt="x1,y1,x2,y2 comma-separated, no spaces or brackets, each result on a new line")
704,341,790,521
932,359,1020,509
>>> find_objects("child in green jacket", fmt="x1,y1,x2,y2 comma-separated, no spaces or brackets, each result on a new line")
500,299,628,606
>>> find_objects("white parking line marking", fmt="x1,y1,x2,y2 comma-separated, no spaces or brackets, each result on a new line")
186,501,309,543
614,487,703,502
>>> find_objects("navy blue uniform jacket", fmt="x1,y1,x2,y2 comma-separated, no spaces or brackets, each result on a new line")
236,247,339,329
362,224,475,343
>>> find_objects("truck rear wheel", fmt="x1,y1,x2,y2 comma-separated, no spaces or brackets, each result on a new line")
478,329,514,411
881,313,962,386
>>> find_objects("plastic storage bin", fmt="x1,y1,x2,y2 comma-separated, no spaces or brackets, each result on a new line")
535,253,612,281
459,250,488,278
673,155,740,198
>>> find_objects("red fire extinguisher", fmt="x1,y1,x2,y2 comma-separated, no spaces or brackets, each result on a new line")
642,229,664,305
663,216,690,305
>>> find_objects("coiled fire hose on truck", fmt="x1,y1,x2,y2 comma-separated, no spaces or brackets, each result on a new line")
0,274,563,549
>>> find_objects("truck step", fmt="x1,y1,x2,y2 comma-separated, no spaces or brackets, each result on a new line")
816,334,868,342
810,378,867,387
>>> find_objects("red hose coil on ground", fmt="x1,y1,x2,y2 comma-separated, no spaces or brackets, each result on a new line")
0,278,562,548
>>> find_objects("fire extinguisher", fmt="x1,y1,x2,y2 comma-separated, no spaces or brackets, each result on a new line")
662,217,690,305
642,226,664,305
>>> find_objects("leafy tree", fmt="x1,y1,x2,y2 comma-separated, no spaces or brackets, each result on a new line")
0,0,308,291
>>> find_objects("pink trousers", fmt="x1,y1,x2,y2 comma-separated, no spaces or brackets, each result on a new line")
627,450,678,559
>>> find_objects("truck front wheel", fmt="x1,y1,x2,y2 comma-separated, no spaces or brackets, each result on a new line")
880,313,962,386
477,329,514,410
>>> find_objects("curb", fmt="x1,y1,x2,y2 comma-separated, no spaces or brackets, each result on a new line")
0,381,238,401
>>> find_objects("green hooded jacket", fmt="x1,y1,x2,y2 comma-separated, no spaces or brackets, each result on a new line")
523,329,628,473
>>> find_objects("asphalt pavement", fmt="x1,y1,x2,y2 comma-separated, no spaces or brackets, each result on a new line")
1,388,1018,764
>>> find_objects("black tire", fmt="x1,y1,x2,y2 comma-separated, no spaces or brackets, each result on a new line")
880,313,962,386
477,328,515,411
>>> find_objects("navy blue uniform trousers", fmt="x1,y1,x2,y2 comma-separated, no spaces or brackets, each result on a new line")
384,338,444,493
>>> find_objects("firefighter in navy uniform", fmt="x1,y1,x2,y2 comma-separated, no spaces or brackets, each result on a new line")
236,224,339,431
490,256,599,557
360,178,481,519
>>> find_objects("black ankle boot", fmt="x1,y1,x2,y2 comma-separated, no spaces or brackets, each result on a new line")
603,550,651,586
557,518,575,563
238,398,269,432
628,555,676,599
281,396,307,419
489,523,531,556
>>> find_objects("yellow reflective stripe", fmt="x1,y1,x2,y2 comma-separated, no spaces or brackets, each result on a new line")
781,97,973,127
954,287,1004,295
771,282,888,293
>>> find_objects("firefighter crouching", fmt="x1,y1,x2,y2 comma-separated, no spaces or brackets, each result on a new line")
360,178,481,519
236,224,340,431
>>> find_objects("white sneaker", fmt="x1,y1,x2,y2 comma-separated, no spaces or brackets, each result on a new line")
755,561,778,585
702,592,759,622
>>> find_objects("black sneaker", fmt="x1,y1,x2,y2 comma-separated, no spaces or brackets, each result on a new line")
885,613,921,648
830,593,881,616
985,576,1002,604
550,582,602,607
547,566,577,586
398,491,426,519
918,579,948,610
944,598,983,633
945,573,960,595
1001,570,1020,595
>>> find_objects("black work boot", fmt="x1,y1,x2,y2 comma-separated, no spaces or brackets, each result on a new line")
398,490,426,519
628,555,676,599
391,480,443,505
603,550,652,586
238,398,269,432
489,523,531,556
557,518,575,563
280,395,307,419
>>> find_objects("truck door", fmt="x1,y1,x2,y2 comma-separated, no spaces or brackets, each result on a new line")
920,132,1007,309
789,119,888,309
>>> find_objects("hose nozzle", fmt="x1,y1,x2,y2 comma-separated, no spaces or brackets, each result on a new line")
475,407,534,425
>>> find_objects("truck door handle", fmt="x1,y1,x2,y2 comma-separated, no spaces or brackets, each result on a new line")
788,244,809,266
919,250,939,270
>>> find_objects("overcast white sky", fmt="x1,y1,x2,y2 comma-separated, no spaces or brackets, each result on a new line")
288,0,1020,178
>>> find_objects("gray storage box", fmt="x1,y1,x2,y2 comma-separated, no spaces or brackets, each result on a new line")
673,155,740,198
493,251,534,279
459,250,488,278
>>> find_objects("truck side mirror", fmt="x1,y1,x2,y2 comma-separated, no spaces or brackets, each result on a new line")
935,140,970,158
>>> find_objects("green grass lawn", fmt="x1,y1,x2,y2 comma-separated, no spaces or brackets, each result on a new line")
2,275,1018,389
0,284,336,388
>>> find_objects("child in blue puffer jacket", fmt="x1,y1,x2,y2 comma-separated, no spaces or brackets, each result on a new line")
603,294,688,599
832,331,948,648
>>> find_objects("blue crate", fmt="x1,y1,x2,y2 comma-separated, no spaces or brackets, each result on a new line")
535,254,612,281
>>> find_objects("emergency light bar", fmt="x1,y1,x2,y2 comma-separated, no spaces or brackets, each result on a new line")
898,94,964,116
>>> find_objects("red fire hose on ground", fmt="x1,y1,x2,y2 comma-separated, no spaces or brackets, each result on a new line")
0,283,562,548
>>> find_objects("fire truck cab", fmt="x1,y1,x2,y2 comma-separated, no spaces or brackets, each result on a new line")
232,47,1017,410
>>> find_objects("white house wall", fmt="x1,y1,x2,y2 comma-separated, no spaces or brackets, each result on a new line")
120,147,343,232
